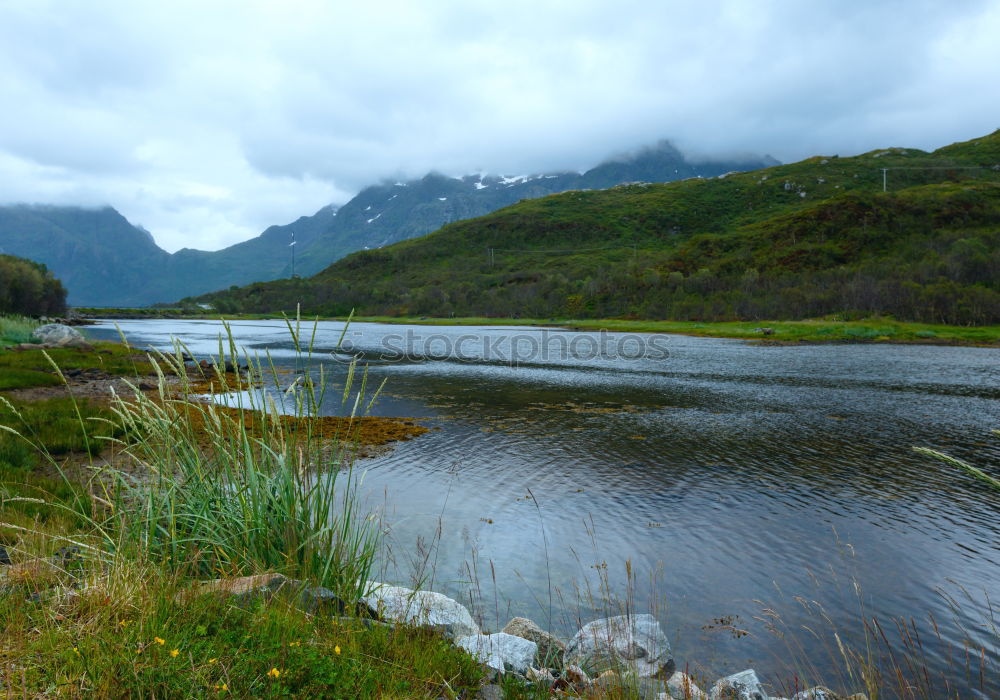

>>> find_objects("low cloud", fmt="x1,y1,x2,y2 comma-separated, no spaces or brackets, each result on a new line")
1,0,997,252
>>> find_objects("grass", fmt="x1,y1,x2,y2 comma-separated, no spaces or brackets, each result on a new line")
0,396,121,468
73,310,1000,345
0,314,39,346
0,562,486,697
343,315,1000,345
0,318,501,697
0,327,155,390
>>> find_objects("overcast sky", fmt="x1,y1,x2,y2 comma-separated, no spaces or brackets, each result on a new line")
1,1,997,252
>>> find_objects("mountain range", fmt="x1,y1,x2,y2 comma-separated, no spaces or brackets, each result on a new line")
197,130,1000,325
0,141,777,306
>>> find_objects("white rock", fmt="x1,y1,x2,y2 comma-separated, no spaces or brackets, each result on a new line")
31,323,88,348
565,613,674,678
710,669,767,700
456,632,537,674
361,582,479,639
793,688,844,700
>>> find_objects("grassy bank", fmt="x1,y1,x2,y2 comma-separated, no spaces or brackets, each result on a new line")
343,315,1000,345
0,320,501,697
0,316,501,696
77,309,1000,345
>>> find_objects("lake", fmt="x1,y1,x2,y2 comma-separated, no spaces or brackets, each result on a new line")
87,318,1000,696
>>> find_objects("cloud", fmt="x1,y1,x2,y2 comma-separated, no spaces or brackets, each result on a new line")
0,0,997,252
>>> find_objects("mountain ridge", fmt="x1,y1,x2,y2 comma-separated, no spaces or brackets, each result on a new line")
196,130,1000,325
0,139,778,305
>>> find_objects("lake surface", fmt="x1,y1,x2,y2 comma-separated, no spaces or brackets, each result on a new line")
86,319,1000,696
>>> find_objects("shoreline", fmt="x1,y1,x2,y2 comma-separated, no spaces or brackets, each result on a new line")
80,311,1000,347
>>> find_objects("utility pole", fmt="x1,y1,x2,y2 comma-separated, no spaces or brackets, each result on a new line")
882,168,888,192
290,230,296,278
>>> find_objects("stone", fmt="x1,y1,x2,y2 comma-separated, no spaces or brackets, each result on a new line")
565,613,674,678
362,581,479,639
710,669,767,700
501,616,565,666
298,584,378,618
475,685,504,700
0,546,10,566
665,671,709,700
456,632,537,674
31,324,90,349
525,667,555,686
192,572,295,603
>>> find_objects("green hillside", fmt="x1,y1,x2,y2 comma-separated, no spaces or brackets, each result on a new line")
196,131,1000,325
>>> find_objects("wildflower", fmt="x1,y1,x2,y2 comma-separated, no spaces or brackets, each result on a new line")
267,667,281,679
154,637,165,646
119,620,128,627
208,657,218,664
215,682,228,691
170,648,180,658
288,641,300,647
72,647,80,655
334,645,341,655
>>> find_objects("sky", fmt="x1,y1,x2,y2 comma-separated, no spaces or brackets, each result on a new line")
0,1,998,253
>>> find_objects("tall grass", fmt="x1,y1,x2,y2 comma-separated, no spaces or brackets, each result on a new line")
91,318,382,603
0,317,494,697
0,313,39,346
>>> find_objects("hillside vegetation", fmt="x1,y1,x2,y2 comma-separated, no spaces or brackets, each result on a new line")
197,131,1000,325
0,254,66,317
0,141,773,306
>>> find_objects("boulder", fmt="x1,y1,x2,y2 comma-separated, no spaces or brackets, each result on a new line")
501,616,565,666
565,613,674,678
188,573,378,617
361,581,480,639
192,572,294,603
710,669,766,700
456,632,537,674
31,323,90,348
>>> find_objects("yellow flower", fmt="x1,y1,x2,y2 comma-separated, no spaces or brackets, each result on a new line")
154,637,165,646
215,682,228,691
334,645,341,655
72,647,80,655
208,657,218,664
288,641,300,647
170,648,180,658
267,667,281,679
119,620,127,627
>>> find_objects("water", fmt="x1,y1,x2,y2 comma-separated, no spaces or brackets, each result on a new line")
86,318,1000,695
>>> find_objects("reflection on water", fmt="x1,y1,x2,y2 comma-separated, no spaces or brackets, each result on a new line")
87,319,1000,695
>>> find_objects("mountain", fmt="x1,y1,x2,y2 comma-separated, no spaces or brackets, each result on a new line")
289,142,779,277
0,140,776,306
0,205,169,306
198,130,1000,325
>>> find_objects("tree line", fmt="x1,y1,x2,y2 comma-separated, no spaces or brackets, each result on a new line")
0,254,67,316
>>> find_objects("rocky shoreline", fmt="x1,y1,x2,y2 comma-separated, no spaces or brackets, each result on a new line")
178,573,868,700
